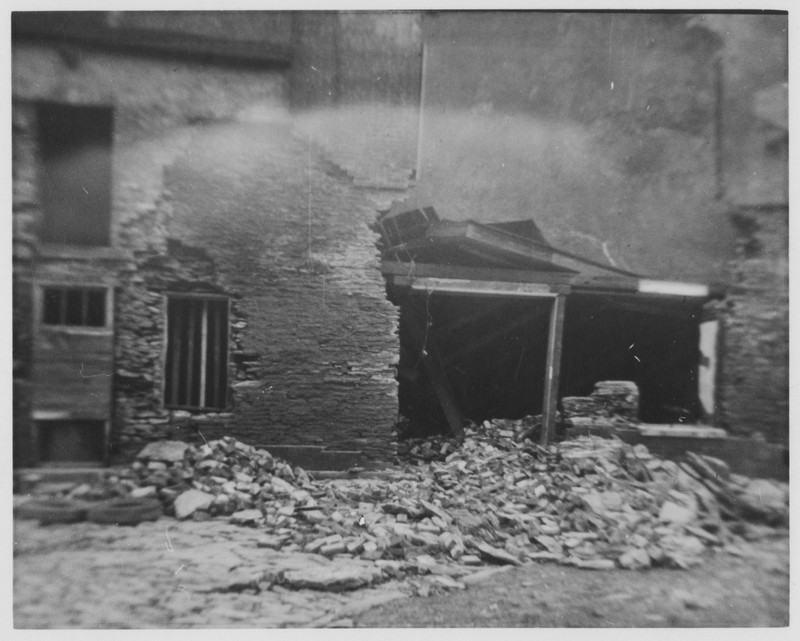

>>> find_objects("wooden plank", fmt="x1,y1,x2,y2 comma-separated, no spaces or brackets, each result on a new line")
382,261,577,284
638,279,709,297
698,319,718,421
33,325,113,418
32,359,113,417
212,300,223,408
637,424,728,439
169,301,182,406
382,261,638,292
36,329,113,355
185,302,196,406
199,299,208,408
405,301,464,436
541,294,566,446
408,277,559,298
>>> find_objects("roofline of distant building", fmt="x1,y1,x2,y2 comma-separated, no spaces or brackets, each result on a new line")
12,12,293,69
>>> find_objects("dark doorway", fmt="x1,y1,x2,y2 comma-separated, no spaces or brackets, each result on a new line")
396,290,705,433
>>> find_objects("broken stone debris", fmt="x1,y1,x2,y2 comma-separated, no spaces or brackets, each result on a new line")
173,489,215,520
562,380,640,425
19,424,789,592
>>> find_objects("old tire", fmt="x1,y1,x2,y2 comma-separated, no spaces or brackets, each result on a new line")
86,498,163,526
15,498,88,525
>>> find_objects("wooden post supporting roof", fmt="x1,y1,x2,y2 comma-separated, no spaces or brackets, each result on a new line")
541,293,566,446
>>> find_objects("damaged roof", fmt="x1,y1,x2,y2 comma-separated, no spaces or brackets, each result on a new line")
379,207,718,299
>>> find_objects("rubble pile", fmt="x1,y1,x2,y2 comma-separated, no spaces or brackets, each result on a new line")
122,438,318,524
397,414,547,463
19,424,788,592
562,380,640,426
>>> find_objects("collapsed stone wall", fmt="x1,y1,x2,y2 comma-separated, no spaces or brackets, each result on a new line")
159,121,399,463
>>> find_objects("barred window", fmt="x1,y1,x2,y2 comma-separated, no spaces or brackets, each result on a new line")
42,286,107,327
164,296,228,410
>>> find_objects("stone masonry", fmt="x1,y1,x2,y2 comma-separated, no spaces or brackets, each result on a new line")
717,207,789,444
13,21,404,468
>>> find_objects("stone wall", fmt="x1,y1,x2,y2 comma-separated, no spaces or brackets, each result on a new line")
290,11,421,108
416,12,733,281
157,121,400,463
717,206,789,444
13,33,400,467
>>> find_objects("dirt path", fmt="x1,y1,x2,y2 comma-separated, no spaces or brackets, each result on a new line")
356,535,790,628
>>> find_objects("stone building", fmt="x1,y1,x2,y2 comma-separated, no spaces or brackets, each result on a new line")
12,11,421,469
11,11,788,472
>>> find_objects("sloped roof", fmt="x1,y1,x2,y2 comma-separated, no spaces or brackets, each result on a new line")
380,210,640,278
380,209,717,300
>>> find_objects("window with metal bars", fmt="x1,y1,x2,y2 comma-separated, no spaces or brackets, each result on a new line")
164,295,229,410
42,286,107,327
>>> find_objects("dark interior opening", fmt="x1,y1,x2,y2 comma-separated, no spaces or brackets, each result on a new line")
38,420,105,463
397,290,704,434
561,294,702,423
36,101,114,246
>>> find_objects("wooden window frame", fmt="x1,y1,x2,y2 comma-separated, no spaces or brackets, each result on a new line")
31,282,114,466
163,293,230,411
34,283,114,334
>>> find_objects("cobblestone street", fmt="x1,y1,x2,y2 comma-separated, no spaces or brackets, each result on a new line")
13,515,789,629
13,517,408,628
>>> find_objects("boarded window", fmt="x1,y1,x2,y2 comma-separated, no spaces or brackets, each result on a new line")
42,286,107,327
165,296,229,410
36,102,113,246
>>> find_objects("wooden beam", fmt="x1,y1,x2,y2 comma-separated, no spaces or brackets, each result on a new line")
382,260,637,292
405,277,561,298
638,279,709,297
541,294,566,446
404,301,464,436
382,261,578,284
199,299,208,408
185,302,196,406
